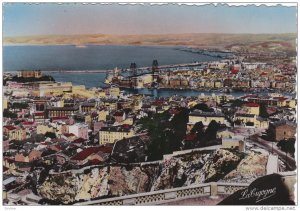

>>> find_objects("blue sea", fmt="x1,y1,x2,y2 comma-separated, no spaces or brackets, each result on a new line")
3,45,223,72
3,44,274,98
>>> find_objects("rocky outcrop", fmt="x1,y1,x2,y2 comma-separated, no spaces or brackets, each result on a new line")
222,152,268,183
76,167,109,201
151,149,245,191
203,149,244,183
38,172,78,203
108,166,149,196
36,149,268,204
37,165,152,204
151,151,210,191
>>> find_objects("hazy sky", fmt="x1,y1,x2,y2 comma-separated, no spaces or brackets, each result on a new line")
3,3,297,36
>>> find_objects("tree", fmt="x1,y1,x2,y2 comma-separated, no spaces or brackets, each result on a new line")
192,103,214,112
3,109,17,118
190,121,205,147
11,102,29,109
259,103,269,118
191,121,204,134
14,119,23,125
140,112,169,161
9,140,25,150
170,107,189,150
142,108,189,161
203,120,221,144
41,148,57,157
277,139,295,157
45,132,56,139
231,99,244,108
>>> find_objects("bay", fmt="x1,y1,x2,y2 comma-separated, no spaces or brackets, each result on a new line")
3,45,222,72
4,45,292,98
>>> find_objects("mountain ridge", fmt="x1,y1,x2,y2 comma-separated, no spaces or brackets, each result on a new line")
4,33,296,50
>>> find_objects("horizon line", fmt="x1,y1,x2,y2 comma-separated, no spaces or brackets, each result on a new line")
4,32,298,38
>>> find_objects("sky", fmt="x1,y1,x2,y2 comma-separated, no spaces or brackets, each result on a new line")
3,3,298,37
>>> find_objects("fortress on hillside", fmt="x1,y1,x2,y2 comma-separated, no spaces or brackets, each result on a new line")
17,70,42,78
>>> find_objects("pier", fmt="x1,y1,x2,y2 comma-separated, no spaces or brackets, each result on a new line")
4,61,209,74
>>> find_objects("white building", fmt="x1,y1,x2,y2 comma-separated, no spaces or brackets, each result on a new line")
68,123,89,140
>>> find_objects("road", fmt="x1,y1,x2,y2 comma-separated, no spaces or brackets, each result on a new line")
248,134,296,171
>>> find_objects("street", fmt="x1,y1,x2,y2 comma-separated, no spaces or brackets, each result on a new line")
249,134,296,171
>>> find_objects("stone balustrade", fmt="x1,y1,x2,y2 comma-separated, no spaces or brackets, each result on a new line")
75,182,247,205
75,171,296,206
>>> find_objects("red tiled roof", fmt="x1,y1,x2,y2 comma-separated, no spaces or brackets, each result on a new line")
34,112,44,116
114,111,124,116
51,144,62,151
240,94,257,99
231,69,239,74
4,125,16,130
268,107,277,112
122,124,131,129
152,100,164,106
89,159,101,165
73,138,86,143
22,121,34,125
273,97,287,102
3,166,9,172
63,133,76,137
267,107,277,114
244,103,260,107
169,109,180,115
68,144,78,149
71,146,112,161
4,157,15,163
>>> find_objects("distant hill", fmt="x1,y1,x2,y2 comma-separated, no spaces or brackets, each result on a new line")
4,33,297,50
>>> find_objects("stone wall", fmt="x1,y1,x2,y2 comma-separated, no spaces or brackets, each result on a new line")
275,125,296,141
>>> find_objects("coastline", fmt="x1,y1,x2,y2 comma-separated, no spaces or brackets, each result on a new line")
3,42,224,51
3,45,229,73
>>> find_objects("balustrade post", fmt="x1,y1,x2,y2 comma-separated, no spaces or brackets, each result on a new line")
210,182,219,199
282,175,296,203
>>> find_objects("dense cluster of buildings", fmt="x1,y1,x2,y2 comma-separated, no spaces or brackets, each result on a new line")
107,60,296,94
3,62,296,204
